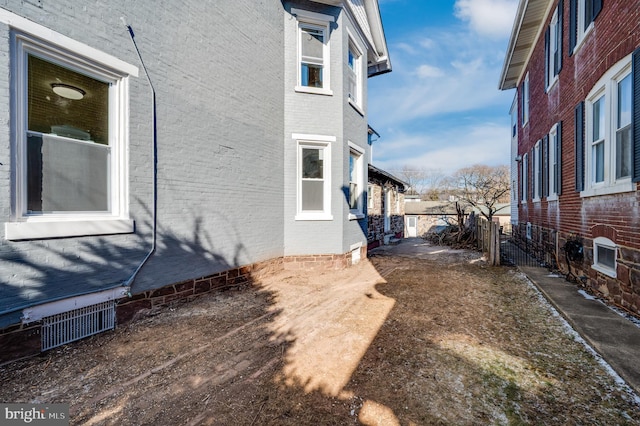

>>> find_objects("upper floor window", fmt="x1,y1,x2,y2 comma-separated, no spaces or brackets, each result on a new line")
570,0,602,54
580,55,633,197
6,26,136,240
292,8,334,96
347,38,363,111
545,4,562,89
510,95,518,139
521,73,530,126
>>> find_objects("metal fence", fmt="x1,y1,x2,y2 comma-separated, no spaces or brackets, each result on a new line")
499,225,557,269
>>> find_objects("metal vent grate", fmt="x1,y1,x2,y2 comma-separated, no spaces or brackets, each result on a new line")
41,300,116,351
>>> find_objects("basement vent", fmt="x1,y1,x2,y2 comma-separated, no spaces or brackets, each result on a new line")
41,300,116,351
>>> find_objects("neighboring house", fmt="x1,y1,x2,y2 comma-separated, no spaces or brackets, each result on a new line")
0,1,391,361
499,0,640,313
367,164,405,249
404,201,511,238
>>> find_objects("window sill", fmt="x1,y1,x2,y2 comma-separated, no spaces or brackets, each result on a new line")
348,99,365,116
5,218,135,241
547,194,558,202
533,197,541,203
348,212,365,220
580,180,634,198
546,76,559,93
295,86,333,96
571,23,595,56
592,263,616,278
295,213,333,221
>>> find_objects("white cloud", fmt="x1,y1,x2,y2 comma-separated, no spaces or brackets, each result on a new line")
416,64,444,78
372,123,511,175
454,0,518,38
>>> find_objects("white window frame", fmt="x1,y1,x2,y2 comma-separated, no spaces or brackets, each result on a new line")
4,14,137,241
592,236,617,278
546,8,560,90
347,33,363,113
521,153,528,202
294,134,334,221
510,95,518,139
574,0,596,52
522,73,530,126
348,142,365,219
581,55,633,198
367,184,374,211
292,8,334,96
533,141,541,202
547,124,559,201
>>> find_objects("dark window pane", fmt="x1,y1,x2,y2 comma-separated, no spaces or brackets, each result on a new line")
28,55,109,145
597,245,615,269
302,148,323,179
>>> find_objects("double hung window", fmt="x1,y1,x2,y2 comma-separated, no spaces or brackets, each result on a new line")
545,3,562,89
293,8,333,95
570,0,602,54
521,153,528,202
533,141,541,201
580,55,633,197
6,23,136,240
521,73,530,126
295,135,333,220
348,143,364,219
347,37,363,110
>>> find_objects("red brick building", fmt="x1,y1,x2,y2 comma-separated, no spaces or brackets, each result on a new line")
499,0,640,314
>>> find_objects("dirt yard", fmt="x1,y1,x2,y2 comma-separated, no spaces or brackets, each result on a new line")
2,239,640,425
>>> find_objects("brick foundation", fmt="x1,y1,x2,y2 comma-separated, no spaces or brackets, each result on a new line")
0,250,365,364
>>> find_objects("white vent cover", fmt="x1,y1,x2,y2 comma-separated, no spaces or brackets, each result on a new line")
41,300,116,351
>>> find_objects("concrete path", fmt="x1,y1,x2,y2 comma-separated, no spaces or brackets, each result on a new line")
520,266,640,395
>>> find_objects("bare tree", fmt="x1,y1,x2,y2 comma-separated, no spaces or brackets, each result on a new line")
393,166,444,198
452,164,510,222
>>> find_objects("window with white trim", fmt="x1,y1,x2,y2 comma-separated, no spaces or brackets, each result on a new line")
348,143,364,219
367,184,374,211
533,141,541,201
6,29,135,240
521,152,528,202
293,8,333,96
593,236,617,277
347,38,362,109
545,5,562,89
548,124,559,200
582,55,633,197
296,140,332,220
521,73,529,126
570,0,602,53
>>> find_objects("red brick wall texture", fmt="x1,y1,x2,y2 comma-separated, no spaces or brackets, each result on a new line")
515,0,640,314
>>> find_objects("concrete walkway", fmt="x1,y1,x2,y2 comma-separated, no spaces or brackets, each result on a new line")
520,266,640,395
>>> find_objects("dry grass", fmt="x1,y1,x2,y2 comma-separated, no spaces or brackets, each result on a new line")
1,243,639,425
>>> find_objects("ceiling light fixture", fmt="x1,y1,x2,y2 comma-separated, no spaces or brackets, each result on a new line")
51,83,86,100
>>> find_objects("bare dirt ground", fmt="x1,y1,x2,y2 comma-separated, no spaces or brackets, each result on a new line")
2,239,640,425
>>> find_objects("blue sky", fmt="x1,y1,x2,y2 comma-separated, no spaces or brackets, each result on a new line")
368,0,519,175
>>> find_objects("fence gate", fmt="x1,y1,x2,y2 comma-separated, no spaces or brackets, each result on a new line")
499,225,557,269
